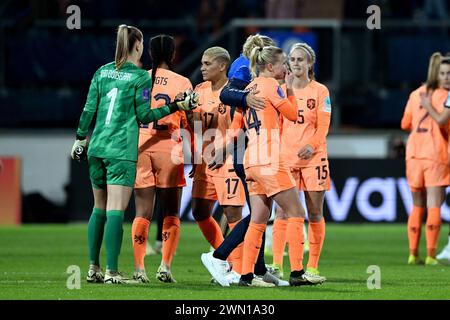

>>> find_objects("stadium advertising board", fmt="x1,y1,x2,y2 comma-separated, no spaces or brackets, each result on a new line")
68,159,450,223
0,157,22,225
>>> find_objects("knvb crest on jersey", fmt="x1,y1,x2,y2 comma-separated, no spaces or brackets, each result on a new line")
307,98,316,110
218,103,226,115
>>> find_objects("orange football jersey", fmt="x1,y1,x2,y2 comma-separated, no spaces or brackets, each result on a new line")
230,76,297,168
194,81,236,177
401,85,450,164
138,68,192,156
280,80,331,168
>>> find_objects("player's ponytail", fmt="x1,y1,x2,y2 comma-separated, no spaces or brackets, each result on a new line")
249,45,284,78
115,25,129,70
115,24,143,70
149,34,175,93
243,34,275,59
249,46,263,78
426,52,442,93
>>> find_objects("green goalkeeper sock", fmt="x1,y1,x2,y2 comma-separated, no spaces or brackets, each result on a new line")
105,210,124,272
87,208,106,266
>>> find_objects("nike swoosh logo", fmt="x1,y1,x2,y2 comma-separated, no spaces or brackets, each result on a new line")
227,195,236,199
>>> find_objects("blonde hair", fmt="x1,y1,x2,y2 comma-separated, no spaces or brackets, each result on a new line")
242,34,276,59
289,42,316,79
203,46,231,68
115,24,143,70
249,46,284,78
426,52,442,92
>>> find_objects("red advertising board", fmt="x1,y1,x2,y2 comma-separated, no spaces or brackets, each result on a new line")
0,157,21,224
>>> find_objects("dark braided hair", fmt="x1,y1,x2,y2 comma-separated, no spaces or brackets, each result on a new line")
149,34,175,93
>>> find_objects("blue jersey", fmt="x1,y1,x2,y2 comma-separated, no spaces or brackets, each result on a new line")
228,54,252,84
220,54,252,111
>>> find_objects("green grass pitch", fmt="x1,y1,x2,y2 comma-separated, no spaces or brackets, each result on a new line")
0,223,449,300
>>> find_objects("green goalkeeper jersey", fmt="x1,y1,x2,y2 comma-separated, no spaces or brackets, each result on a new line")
76,61,176,161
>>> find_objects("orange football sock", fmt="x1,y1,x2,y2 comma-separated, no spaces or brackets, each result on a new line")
196,216,224,249
227,220,243,274
426,207,441,258
132,217,150,271
162,216,180,267
306,218,326,270
286,217,305,272
407,206,425,256
241,222,266,275
272,218,288,267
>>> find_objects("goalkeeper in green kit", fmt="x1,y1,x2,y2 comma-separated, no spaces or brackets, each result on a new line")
70,25,199,284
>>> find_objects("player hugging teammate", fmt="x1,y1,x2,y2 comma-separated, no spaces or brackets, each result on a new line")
72,27,331,286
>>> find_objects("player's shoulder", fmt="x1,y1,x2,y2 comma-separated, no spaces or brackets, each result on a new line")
95,61,148,83
94,61,113,76
266,77,279,85
231,54,249,68
150,68,191,86
245,77,271,93
194,81,211,92
244,77,260,91
154,68,185,79
250,76,272,85
261,77,281,90
432,87,448,100
134,69,151,84
119,63,148,79
168,70,192,87
309,80,329,94
99,61,115,70
229,55,250,79
410,85,426,98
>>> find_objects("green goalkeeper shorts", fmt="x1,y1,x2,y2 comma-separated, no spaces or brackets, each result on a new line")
88,156,136,189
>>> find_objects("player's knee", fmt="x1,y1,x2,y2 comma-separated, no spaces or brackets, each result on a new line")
287,211,305,219
192,209,209,222
224,209,241,223
275,207,288,220
93,193,107,210
308,212,323,222
94,199,106,211
250,214,268,225
134,198,153,215
163,212,179,219
223,206,242,223
284,202,306,218
135,210,152,220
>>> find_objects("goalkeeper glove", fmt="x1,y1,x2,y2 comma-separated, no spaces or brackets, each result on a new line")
172,91,199,111
71,139,88,162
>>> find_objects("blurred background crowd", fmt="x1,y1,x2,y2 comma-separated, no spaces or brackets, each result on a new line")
1,0,449,130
